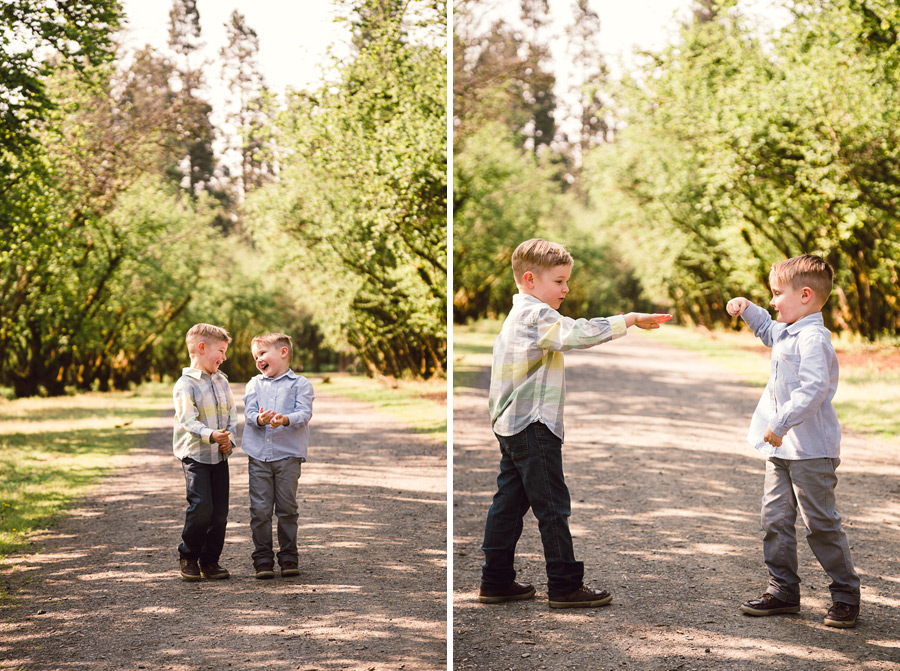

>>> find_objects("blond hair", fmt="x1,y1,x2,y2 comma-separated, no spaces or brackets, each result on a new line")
251,332,293,362
185,323,231,355
770,254,834,307
511,238,573,284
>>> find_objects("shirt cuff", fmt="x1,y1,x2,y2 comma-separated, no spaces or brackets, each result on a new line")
769,419,789,438
609,315,627,339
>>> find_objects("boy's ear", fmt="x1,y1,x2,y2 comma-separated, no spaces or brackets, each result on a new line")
800,287,813,304
197,341,206,354
281,346,289,359
521,270,535,288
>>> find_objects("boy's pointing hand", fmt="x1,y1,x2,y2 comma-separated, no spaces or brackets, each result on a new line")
627,313,673,330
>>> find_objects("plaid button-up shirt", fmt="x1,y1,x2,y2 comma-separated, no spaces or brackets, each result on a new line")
172,367,238,463
489,293,627,442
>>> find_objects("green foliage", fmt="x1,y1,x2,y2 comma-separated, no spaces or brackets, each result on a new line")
452,0,649,326
585,2,900,337
453,124,650,323
453,0,557,152
452,124,559,319
0,0,122,176
1,0,442,396
247,5,447,379
0,50,225,396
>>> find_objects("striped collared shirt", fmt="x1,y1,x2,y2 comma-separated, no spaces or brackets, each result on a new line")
243,369,315,462
172,367,238,463
489,293,627,442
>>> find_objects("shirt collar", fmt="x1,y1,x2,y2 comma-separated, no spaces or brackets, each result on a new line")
260,369,298,382
513,293,549,307
785,311,824,336
183,367,222,380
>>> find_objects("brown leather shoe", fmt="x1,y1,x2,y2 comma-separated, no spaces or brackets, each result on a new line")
280,561,300,577
740,593,800,616
179,558,201,582
548,585,612,609
478,581,536,604
254,562,275,579
824,602,859,628
199,562,230,579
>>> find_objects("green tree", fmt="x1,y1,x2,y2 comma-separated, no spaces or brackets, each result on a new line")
453,0,557,153
453,124,558,320
248,1,447,378
220,11,275,205
0,0,121,180
585,1,900,337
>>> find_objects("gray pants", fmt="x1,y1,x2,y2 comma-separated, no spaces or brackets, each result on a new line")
248,456,302,565
762,457,860,605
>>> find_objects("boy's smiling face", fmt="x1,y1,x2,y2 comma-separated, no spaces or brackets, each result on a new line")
196,340,228,375
252,342,290,378
522,264,572,310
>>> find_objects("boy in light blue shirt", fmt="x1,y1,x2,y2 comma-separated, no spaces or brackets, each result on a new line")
243,333,314,579
727,254,860,628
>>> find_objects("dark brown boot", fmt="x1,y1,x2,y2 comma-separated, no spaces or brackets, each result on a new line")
179,558,201,582
824,602,859,628
548,585,612,609
740,593,800,616
199,562,230,579
254,562,275,579
478,581,536,604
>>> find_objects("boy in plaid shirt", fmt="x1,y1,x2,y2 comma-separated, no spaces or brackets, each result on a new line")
479,239,671,608
173,323,238,581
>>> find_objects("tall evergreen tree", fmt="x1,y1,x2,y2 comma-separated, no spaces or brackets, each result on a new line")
220,11,273,206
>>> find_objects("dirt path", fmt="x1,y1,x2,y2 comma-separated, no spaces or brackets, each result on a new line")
453,332,900,671
0,386,447,671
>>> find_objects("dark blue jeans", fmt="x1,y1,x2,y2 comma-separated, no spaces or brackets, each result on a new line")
481,422,583,596
179,458,229,564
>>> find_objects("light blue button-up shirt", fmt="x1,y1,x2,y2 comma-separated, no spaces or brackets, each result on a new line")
742,303,841,459
243,369,314,462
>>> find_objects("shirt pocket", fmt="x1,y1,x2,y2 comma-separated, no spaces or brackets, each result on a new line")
774,353,802,405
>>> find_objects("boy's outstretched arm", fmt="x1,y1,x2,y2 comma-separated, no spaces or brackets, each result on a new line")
727,297,777,346
624,313,673,329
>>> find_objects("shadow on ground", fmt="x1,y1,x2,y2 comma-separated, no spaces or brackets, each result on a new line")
1,389,446,671
453,334,900,671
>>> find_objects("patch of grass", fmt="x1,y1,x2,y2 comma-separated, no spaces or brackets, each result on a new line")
311,374,447,444
0,384,172,563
